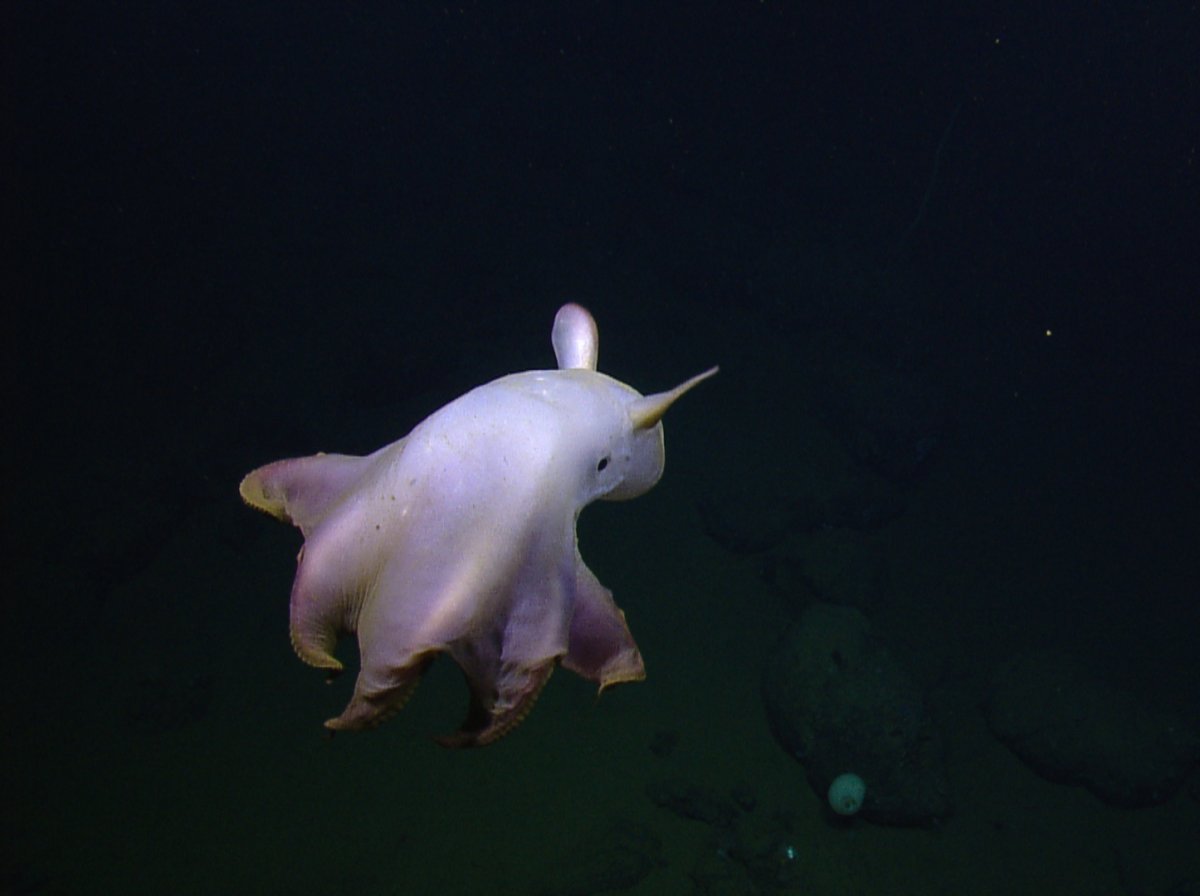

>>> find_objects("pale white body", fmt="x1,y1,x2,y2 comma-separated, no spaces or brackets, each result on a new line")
241,304,716,745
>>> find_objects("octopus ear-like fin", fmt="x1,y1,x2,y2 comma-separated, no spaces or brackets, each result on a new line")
629,366,719,430
551,303,599,371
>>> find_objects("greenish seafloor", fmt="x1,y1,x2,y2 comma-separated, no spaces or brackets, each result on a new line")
5,400,1197,896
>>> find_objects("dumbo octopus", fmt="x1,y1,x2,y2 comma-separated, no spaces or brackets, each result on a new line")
240,304,716,746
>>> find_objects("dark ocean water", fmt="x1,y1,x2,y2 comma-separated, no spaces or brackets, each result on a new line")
5,4,1198,894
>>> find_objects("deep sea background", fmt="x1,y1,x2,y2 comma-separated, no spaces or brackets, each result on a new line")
5,3,1199,894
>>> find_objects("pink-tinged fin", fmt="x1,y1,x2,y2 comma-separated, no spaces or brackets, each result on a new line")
239,449,384,538
562,556,646,691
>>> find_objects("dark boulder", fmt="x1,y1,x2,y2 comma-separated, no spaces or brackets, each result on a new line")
985,650,1200,808
762,603,951,826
